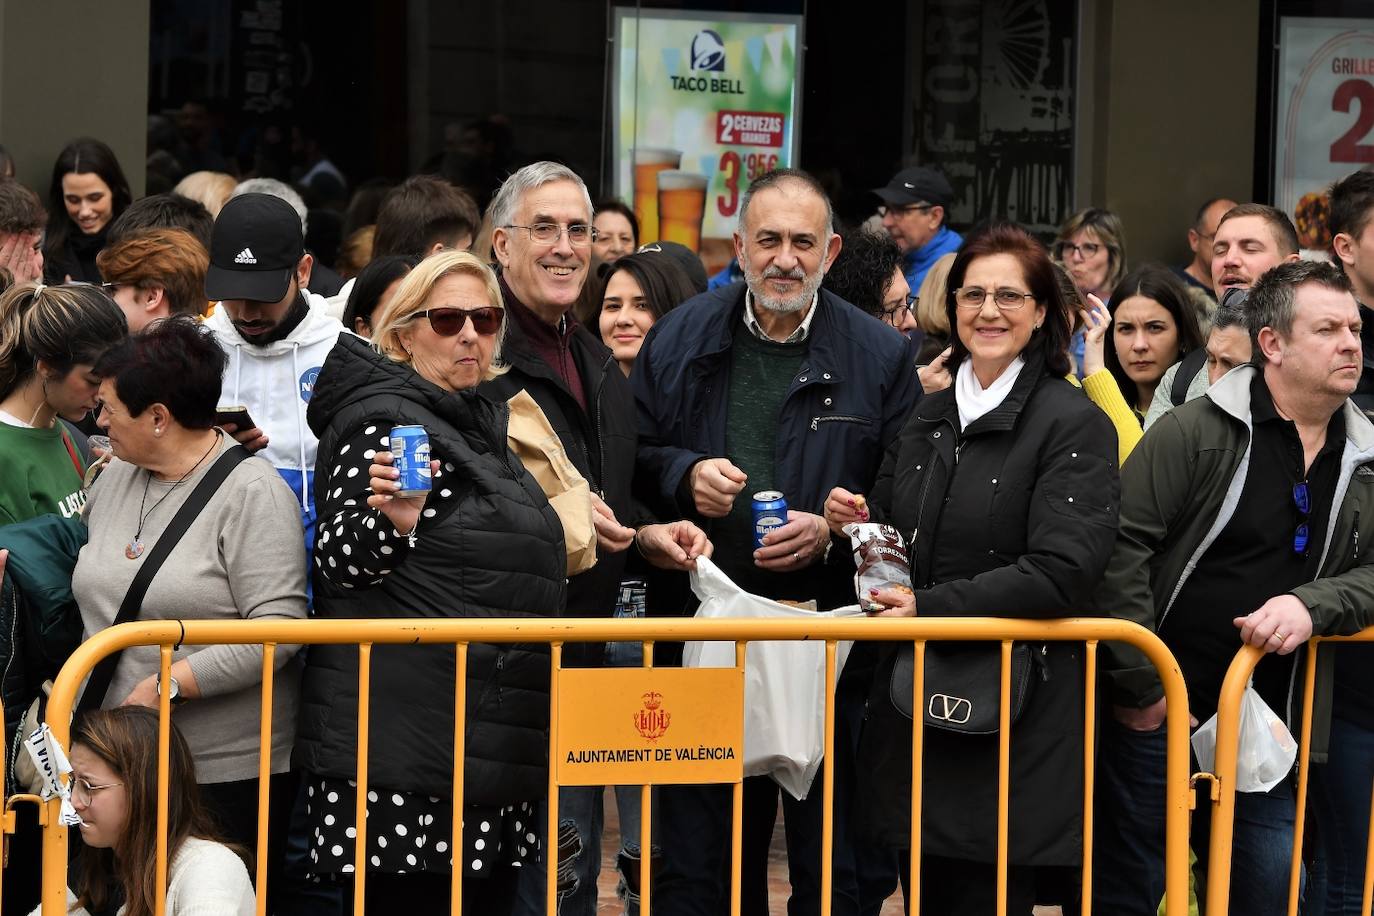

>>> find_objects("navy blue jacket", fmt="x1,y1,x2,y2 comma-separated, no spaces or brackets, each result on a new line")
633,281,918,527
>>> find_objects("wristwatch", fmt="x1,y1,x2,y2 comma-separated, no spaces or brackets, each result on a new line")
156,676,188,705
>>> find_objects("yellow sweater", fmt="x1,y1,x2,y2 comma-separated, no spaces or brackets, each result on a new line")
1076,369,1143,467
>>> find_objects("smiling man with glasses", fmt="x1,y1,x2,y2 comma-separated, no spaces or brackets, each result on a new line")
1095,259,1374,916
872,165,962,290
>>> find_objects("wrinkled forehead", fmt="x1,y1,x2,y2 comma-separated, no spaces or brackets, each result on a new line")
516,180,591,224
741,183,830,238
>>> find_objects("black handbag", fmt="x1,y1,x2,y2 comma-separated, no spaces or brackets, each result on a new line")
889,641,1039,735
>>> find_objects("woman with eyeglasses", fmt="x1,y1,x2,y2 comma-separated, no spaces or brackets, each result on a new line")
1055,208,1128,378
297,251,568,913
827,223,1120,914
52,707,255,916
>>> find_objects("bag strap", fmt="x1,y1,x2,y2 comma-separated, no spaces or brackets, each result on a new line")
1171,347,1208,407
76,444,250,713
58,427,84,480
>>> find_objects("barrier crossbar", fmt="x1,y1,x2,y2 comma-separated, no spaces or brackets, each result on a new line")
23,615,1193,916
1206,627,1374,916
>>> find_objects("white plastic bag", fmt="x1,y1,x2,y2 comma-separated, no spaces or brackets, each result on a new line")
1191,682,1298,793
684,557,864,800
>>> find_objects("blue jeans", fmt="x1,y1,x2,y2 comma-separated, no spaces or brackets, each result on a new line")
1309,716,1374,915
1093,719,1300,916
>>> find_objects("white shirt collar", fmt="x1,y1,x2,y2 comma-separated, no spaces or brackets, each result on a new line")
743,289,819,344
955,357,1026,431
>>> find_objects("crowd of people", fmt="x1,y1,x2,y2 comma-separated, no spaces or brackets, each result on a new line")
0,129,1369,916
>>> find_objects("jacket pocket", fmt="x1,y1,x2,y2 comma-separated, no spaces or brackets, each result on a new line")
810,414,873,431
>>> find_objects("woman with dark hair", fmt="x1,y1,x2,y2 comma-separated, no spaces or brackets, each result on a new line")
340,254,420,338
826,223,1120,914
0,282,126,524
822,228,914,330
55,707,254,916
1082,264,1205,426
592,198,639,266
43,138,133,284
73,316,307,904
599,250,697,375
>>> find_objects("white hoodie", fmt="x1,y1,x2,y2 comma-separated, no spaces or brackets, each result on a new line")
204,290,343,550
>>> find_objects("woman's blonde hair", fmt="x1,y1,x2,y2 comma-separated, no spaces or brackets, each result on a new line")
0,282,127,399
172,171,237,217
914,252,955,336
370,251,507,377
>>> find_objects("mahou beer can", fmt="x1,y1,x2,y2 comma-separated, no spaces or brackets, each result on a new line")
752,491,788,549
390,425,432,497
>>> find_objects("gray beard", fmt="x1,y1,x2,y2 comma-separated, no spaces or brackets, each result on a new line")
746,270,823,315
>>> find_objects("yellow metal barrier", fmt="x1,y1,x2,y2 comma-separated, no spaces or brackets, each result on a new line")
31,615,1194,916
1206,627,1374,916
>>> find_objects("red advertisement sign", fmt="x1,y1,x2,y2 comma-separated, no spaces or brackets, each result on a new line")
716,110,785,148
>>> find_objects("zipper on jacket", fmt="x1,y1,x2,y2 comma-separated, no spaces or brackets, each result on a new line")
4,587,22,793
593,354,613,500
1355,510,1361,559
810,414,870,431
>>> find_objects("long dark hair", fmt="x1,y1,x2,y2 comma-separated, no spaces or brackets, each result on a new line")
341,254,420,335
45,138,133,257
601,250,698,322
944,223,1073,378
1103,264,1206,408
71,708,245,916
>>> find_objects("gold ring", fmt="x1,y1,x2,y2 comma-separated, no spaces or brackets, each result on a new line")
1271,631,1287,642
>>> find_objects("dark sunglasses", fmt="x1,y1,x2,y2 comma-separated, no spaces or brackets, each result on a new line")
1293,481,1310,556
415,307,502,337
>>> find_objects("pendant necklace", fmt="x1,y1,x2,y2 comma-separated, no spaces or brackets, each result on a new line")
125,435,220,560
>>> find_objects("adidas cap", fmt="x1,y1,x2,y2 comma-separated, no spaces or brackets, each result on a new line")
205,193,306,303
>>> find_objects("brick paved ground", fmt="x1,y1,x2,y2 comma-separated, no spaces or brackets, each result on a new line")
592,794,1062,915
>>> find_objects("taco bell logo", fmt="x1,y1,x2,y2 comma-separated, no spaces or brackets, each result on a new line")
690,30,725,72
299,367,320,402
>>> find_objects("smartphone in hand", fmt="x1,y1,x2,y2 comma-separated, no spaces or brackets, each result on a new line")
215,405,257,431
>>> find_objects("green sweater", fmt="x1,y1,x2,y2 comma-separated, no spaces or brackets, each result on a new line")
0,422,86,525
715,325,808,595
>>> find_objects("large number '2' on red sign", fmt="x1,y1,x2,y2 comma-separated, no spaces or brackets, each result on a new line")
1332,79,1374,163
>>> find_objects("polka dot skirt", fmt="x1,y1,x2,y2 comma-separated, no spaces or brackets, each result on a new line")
315,424,459,590
305,776,539,878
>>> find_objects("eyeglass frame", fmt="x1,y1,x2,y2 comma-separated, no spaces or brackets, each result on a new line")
502,223,598,246
881,292,919,327
1055,240,1103,260
952,286,1038,311
877,203,938,219
71,776,123,806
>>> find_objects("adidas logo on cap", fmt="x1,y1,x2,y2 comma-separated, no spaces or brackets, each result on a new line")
234,248,257,265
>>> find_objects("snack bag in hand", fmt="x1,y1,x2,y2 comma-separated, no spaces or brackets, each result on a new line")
843,523,913,613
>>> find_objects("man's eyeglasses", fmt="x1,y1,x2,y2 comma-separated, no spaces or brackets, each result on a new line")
953,287,1036,311
1293,481,1311,556
71,776,122,806
1055,241,1102,261
413,307,504,337
881,293,919,327
503,223,597,247
877,204,936,219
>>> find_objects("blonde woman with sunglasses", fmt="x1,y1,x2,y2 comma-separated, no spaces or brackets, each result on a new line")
296,250,568,914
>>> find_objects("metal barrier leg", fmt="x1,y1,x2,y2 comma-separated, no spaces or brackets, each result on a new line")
995,641,1012,916
353,644,372,915
908,640,925,912
156,646,173,916
547,643,562,916
1081,641,1098,916
641,639,654,916
731,641,746,916
256,644,276,916
1288,647,1320,916
821,641,836,916
451,643,468,916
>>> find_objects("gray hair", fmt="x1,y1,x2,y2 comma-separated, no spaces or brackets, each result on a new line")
231,178,308,234
488,161,593,233
1210,301,1247,332
1248,259,1354,340
737,168,834,237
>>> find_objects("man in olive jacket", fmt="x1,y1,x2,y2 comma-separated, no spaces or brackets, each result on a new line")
1094,260,1374,915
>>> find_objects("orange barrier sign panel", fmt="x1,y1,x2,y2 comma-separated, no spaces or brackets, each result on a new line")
555,667,744,785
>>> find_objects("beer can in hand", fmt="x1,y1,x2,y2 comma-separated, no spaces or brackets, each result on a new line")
752,491,788,549
390,425,432,498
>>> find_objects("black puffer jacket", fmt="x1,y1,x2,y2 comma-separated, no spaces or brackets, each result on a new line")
858,352,1120,865
294,333,566,806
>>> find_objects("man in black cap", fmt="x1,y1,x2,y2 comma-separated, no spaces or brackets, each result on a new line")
204,192,343,560
873,165,962,289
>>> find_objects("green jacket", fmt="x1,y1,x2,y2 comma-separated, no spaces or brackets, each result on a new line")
1098,365,1374,761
